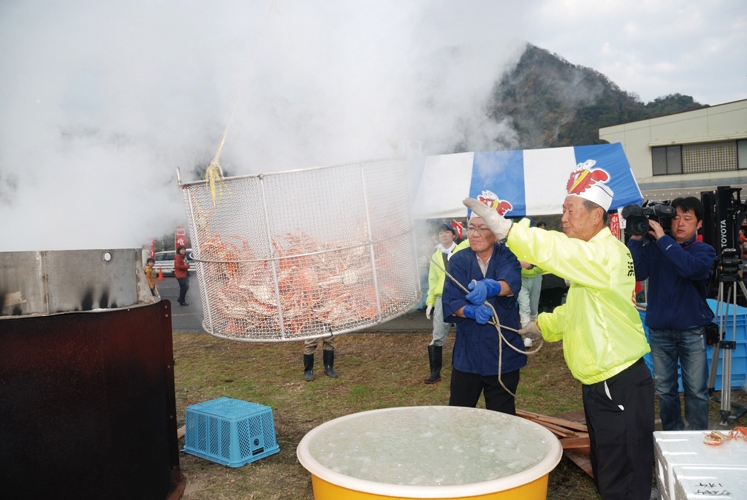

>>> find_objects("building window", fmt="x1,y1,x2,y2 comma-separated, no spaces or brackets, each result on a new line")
683,142,737,173
739,140,747,170
652,140,746,175
652,146,682,175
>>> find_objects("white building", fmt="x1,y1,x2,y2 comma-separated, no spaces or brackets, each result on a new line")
599,99,747,202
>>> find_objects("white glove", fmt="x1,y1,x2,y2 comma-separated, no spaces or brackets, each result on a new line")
518,321,542,341
425,305,433,319
463,198,513,240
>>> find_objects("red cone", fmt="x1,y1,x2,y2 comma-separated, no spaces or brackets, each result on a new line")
158,268,164,281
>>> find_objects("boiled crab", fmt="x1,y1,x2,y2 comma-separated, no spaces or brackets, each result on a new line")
703,426,747,445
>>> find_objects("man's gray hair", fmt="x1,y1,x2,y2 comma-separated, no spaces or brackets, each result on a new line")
581,198,609,225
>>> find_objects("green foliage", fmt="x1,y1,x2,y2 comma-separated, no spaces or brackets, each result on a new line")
490,45,707,149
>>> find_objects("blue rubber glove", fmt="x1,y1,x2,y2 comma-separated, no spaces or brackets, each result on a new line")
464,279,502,305
462,304,494,325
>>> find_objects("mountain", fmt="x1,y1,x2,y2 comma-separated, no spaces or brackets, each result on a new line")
489,44,706,149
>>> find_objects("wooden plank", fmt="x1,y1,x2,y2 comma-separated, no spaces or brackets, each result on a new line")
552,410,586,423
564,450,594,477
563,446,590,456
517,409,588,432
516,409,544,419
560,436,590,449
535,421,577,439
177,425,186,440
516,410,587,437
517,413,577,438
533,415,588,432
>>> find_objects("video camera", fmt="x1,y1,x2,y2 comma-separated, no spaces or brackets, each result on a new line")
621,201,676,238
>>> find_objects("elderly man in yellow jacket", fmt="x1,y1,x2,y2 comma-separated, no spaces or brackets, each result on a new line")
464,165,654,500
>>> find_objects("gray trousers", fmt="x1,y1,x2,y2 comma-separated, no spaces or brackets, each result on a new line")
518,274,542,318
304,336,335,355
429,296,452,346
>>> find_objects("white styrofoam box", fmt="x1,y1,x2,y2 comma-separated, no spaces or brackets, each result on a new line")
654,431,747,500
659,481,672,500
672,465,747,500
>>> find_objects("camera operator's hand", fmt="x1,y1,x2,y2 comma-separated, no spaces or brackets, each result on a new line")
647,219,666,240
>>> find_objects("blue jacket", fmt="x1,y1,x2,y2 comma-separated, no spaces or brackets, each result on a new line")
627,235,716,330
442,243,526,375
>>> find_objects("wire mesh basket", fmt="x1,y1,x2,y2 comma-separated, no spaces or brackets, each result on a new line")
179,158,421,342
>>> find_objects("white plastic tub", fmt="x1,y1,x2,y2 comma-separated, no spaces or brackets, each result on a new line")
297,406,563,500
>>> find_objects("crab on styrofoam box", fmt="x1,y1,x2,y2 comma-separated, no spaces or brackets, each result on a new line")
654,430,747,500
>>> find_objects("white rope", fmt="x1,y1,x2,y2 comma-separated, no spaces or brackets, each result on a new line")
429,255,543,397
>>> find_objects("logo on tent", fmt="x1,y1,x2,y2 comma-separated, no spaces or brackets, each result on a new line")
477,190,513,216
566,160,610,196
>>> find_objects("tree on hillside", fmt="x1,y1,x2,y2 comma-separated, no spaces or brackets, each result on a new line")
488,45,707,149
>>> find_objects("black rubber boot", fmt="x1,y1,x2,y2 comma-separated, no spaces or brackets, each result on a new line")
303,354,315,382
323,350,338,378
424,345,442,384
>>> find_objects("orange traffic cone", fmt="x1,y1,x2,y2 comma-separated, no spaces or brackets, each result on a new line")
158,268,164,281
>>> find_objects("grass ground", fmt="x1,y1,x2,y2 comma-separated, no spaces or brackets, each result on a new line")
172,331,747,500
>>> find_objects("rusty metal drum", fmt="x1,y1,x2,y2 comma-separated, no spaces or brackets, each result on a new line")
0,250,181,500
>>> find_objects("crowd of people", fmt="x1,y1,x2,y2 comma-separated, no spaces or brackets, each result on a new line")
409,179,717,500
151,172,719,500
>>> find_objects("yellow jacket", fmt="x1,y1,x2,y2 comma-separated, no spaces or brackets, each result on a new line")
520,264,543,278
507,219,649,385
426,240,470,306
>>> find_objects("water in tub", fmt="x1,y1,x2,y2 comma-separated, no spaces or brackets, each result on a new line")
308,407,551,486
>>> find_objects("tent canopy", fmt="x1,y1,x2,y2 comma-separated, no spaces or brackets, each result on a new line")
411,143,642,219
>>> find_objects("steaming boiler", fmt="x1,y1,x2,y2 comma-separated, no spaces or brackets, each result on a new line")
0,249,182,500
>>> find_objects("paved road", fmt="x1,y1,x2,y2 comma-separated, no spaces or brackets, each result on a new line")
157,278,205,333
157,277,433,334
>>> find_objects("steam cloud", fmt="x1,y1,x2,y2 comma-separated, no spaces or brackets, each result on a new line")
0,1,526,251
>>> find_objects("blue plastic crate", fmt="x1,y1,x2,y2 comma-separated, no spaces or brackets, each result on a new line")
184,397,279,467
640,306,747,391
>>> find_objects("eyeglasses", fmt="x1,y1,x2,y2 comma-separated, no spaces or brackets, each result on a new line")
467,226,492,234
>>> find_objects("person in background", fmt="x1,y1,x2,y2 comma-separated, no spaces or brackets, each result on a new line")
538,272,569,313
415,229,438,310
466,163,654,500
175,245,190,306
303,337,338,381
442,206,525,414
423,223,467,384
627,197,716,431
516,220,543,328
145,257,158,297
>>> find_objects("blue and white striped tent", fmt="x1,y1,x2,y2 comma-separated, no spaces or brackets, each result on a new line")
411,143,642,219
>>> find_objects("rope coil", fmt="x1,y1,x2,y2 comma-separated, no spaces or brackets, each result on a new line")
430,255,543,397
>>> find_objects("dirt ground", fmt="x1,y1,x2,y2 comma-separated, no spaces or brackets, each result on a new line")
171,331,747,500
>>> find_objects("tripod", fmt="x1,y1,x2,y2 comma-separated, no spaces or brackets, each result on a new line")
707,251,747,425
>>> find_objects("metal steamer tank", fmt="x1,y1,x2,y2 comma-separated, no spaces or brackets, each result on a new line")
0,249,183,500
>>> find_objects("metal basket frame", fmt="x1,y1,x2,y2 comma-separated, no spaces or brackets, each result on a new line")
179,158,421,342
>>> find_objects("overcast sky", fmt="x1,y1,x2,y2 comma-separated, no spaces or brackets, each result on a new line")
0,0,744,251
398,0,746,105
521,0,746,105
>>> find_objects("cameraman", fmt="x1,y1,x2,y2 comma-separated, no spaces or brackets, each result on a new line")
627,197,716,431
